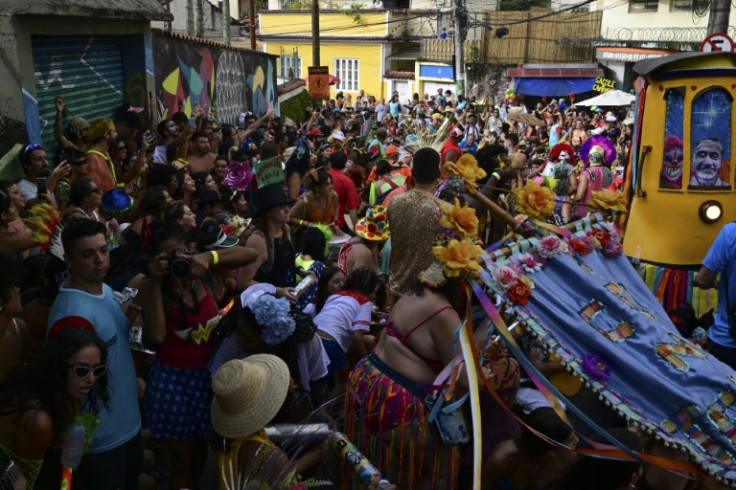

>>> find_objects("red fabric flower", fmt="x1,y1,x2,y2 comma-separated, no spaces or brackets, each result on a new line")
587,229,610,248
508,281,532,306
570,239,590,255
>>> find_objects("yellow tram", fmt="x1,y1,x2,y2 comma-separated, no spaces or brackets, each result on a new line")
623,51,736,267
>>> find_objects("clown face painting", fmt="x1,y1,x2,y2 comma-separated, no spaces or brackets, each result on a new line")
660,135,683,189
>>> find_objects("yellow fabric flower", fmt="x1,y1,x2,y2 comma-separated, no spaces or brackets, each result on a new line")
512,180,556,220
440,198,479,239
432,239,483,277
589,189,628,213
445,153,487,192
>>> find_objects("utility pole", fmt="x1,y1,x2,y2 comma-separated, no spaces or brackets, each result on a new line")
312,0,320,66
223,0,231,44
707,0,730,35
186,0,195,36
249,0,257,50
196,0,205,37
454,0,468,98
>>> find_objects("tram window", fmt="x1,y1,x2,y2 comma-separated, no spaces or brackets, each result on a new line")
660,89,684,189
689,88,731,190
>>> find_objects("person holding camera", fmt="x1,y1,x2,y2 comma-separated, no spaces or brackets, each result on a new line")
140,223,258,490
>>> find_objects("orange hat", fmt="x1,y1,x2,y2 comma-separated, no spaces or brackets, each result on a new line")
385,145,401,159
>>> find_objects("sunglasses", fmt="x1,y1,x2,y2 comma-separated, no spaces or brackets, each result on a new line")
68,363,107,378
24,143,44,154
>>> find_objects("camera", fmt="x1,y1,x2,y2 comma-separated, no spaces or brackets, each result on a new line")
168,249,192,280
141,129,155,140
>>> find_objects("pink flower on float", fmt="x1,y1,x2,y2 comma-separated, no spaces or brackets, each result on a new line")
536,235,564,259
519,253,541,273
492,265,519,290
222,161,254,190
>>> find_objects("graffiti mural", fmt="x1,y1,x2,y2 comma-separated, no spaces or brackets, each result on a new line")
152,33,277,125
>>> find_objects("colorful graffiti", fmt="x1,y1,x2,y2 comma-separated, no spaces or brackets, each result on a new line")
152,33,277,125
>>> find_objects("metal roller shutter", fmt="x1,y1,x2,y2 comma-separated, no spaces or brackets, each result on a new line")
32,35,125,161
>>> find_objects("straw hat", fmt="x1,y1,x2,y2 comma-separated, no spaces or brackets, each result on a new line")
356,205,390,241
210,354,290,439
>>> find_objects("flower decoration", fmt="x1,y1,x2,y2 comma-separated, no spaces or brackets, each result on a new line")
535,235,567,259
588,189,627,213
582,354,610,382
570,235,595,255
492,265,520,290
602,239,623,258
432,239,484,278
519,253,542,273
440,198,479,239
252,295,295,345
512,180,556,220
587,228,610,248
445,153,487,192
508,281,532,306
220,214,251,238
222,160,254,191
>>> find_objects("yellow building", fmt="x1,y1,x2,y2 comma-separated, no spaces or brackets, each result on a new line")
258,9,434,102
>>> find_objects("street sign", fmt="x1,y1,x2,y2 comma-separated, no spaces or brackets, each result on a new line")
308,66,329,100
700,33,735,53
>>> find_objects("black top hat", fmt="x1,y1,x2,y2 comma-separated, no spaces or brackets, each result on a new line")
253,183,293,214
198,189,222,206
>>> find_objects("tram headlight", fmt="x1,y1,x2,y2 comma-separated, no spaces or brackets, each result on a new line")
699,200,723,224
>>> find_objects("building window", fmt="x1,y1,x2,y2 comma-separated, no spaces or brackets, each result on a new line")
335,58,359,92
280,0,299,8
670,0,708,10
629,0,658,12
280,55,302,80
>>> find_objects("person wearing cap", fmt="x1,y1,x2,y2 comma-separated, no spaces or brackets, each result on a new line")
140,222,257,490
196,189,224,226
84,118,119,195
54,96,88,152
337,205,390,275
239,183,298,301
604,111,620,142
441,125,465,166
211,355,331,489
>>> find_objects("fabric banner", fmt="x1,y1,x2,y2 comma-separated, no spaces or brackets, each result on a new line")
480,216,736,484
514,77,596,97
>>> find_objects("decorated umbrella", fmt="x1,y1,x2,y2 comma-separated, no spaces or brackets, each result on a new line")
507,111,546,126
302,74,341,86
576,90,635,107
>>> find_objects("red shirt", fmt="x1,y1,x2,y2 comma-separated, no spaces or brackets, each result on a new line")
328,168,360,229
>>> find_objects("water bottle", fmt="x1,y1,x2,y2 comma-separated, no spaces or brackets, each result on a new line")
330,432,392,489
60,421,86,468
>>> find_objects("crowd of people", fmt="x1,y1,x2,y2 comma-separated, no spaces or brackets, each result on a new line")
0,85,698,490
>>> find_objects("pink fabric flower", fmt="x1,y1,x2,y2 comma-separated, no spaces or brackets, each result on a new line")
519,253,541,273
492,265,519,290
536,235,564,259
222,161,253,190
